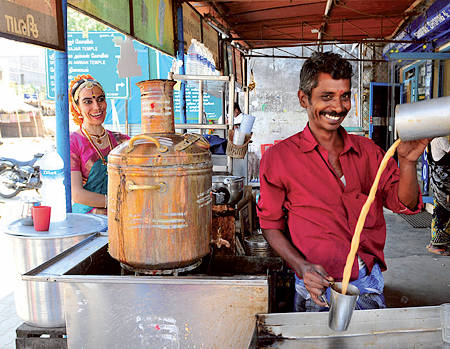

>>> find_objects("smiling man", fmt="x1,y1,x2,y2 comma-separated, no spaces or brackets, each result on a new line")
257,52,429,312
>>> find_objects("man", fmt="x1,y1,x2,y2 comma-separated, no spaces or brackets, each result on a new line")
233,102,243,127
257,52,429,311
426,136,450,256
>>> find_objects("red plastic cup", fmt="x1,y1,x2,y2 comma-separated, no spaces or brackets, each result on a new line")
32,206,51,231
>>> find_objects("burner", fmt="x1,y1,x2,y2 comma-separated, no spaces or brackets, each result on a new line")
120,259,202,276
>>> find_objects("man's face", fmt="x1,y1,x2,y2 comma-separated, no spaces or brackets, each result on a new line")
298,72,351,133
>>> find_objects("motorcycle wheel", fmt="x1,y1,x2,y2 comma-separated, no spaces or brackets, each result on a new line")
0,169,22,198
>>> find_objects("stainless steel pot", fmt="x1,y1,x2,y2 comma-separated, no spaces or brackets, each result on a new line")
5,213,107,327
212,176,244,205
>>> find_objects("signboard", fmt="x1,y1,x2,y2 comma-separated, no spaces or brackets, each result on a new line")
133,0,175,56
69,0,175,56
182,3,201,52
155,50,223,121
383,0,450,56
174,86,223,122
0,0,64,50
46,31,130,100
226,44,233,77
233,47,243,87
202,20,219,71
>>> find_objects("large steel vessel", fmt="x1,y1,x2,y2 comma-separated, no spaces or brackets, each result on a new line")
108,79,212,271
5,213,107,327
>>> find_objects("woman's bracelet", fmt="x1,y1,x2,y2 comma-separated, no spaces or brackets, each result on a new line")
104,194,107,208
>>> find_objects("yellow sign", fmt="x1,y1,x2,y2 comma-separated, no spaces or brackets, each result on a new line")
202,21,219,71
182,3,201,52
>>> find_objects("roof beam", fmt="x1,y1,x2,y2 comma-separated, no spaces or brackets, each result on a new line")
229,12,408,29
221,1,325,18
233,38,428,44
318,0,334,41
244,54,387,63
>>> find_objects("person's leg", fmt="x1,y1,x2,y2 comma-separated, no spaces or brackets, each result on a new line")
427,200,450,256
356,293,386,310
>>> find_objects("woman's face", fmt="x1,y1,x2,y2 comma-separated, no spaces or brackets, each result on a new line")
77,85,107,127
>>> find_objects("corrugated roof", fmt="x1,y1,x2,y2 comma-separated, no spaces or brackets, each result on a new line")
189,0,430,49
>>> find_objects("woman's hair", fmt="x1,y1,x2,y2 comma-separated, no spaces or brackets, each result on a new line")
299,51,353,100
68,74,104,126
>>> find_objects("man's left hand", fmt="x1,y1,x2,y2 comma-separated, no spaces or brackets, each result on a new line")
397,138,431,162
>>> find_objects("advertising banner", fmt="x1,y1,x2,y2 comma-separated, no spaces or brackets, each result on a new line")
69,0,175,56
182,3,201,52
202,20,219,69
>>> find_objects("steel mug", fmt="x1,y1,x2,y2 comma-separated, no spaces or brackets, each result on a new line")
395,95,450,141
328,282,360,331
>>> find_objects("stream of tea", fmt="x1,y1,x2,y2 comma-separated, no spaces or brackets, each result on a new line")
341,138,402,295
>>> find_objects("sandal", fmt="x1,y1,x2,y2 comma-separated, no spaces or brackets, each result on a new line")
426,243,450,256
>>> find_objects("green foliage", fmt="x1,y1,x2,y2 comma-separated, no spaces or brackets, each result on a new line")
67,7,109,32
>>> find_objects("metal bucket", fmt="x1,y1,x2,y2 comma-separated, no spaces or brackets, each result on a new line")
212,175,244,205
244,234,275,257
108,80,212,271
395,95,450,141
4,213,107,327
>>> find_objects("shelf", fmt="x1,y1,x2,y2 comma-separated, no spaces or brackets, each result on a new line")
175,124,228,130
171,73,230,82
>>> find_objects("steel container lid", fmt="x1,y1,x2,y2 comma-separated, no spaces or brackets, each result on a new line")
5,213,107,239
108,133,212,167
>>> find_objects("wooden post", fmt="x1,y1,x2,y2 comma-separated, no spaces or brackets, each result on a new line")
15,111,22,138
32,112,39,137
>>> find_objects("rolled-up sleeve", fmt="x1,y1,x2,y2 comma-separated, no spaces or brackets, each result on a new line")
379,152,424,215
257,148,287,230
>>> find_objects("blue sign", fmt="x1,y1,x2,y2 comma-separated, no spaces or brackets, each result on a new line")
383,0,450,57
46,31,130,100
156,52,223,122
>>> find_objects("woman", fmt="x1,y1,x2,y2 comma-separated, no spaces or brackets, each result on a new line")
427,135,450,255
69,75,129,214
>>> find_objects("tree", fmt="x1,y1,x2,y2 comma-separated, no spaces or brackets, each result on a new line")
67,7,109,32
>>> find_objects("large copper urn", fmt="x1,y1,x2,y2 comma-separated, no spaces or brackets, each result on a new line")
107,80,212,271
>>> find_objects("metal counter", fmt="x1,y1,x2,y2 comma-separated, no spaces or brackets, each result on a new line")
254,306,445,348
23,233,270,349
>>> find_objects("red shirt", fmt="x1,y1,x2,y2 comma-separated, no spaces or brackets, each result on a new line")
257,125,422,281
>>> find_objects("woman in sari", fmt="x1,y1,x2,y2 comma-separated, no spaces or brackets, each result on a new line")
69,75,129,214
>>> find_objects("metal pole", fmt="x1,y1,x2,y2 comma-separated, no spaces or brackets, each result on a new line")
358,43,362,128
198,80,203,135
244,87,249,114
55,0,71,213
227,75,235,174
176,4,187,125
125,77,130,136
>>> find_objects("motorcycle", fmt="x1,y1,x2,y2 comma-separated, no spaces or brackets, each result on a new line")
0,153,43,198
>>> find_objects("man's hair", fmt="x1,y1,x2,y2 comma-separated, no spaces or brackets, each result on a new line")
299,51,353,99
234,102,241,113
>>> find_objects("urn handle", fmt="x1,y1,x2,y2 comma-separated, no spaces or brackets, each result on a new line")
126,180,167,193
175,133,210,152
127,135,169,153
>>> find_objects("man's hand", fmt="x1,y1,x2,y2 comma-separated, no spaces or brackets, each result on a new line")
262,229,335,307
299,262,334,307
397,138,431,163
